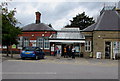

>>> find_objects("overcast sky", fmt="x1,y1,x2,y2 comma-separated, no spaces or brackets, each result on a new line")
5,0,119,30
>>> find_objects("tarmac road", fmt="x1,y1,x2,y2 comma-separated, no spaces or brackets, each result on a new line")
1,54,118,79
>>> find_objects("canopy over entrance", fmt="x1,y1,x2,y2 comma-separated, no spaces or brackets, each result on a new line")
49,39,85,43
49,28,85,43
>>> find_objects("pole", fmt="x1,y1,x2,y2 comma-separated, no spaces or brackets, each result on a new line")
10,42,13,58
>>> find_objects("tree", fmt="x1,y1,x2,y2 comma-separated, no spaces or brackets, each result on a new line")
2,2,22,56
0,5,2,45
65,12,95,30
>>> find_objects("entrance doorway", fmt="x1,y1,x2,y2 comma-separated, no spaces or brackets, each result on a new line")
105,42,111,59
61,44,71,57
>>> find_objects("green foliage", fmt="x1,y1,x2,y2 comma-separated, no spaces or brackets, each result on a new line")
2,2,22,46
65,12,95,30
0,6,2,44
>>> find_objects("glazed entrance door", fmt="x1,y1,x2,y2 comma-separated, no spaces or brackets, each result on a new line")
105,42,111,59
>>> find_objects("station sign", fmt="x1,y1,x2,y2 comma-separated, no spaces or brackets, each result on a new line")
12,44,16,49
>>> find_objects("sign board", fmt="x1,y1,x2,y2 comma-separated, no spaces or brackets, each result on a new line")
96,52,101,59
51,47,54,51
12,44,16,49
30,40,36,42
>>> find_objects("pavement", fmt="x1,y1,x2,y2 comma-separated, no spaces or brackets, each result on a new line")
1,53,118,67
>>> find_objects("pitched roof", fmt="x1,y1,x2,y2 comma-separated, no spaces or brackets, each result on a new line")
83,10,120,31
94,10,120,30
83,23,96,31
22,23,55,31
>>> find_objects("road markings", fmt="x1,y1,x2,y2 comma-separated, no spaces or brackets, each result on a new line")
2,72,56,74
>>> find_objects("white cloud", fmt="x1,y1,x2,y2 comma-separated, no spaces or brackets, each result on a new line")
52,6,95,30
3,1,118,30
53,18,68,30
52,5,99,30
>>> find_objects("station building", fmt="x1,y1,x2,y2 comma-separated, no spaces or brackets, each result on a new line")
81,6,120,59
49,28,85,56
2,6,120,59
49,6,120,59
17,12,56,54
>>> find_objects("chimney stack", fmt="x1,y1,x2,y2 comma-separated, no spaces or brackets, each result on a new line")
35,11,41,24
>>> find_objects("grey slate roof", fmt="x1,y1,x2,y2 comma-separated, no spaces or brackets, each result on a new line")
83,10,120,31
83,23,96,31
22,23,55,31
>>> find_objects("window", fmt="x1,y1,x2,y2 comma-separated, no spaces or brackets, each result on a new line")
113,41,120,54
37,38,43,49
23,38,29,47
44,38,50,49
37,38,50,49
85,41,91,52
18,36,23,47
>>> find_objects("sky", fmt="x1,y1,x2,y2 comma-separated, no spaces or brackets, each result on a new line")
3,0,120,30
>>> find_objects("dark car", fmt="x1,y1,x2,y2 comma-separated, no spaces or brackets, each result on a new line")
20,47,45,60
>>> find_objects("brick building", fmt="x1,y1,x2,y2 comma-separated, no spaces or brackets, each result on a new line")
17,12,56,54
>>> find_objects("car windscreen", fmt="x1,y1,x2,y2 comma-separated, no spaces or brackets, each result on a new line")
22,47,35,51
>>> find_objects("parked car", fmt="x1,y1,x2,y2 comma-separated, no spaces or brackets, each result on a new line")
20,47,45,60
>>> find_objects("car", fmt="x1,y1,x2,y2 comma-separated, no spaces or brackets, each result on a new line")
20,47,45,60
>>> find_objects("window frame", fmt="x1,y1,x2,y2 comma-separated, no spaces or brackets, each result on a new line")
17,36,23,48
37,38,44,49
23,37,29,47
85,41,91,52
44,38,50,49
